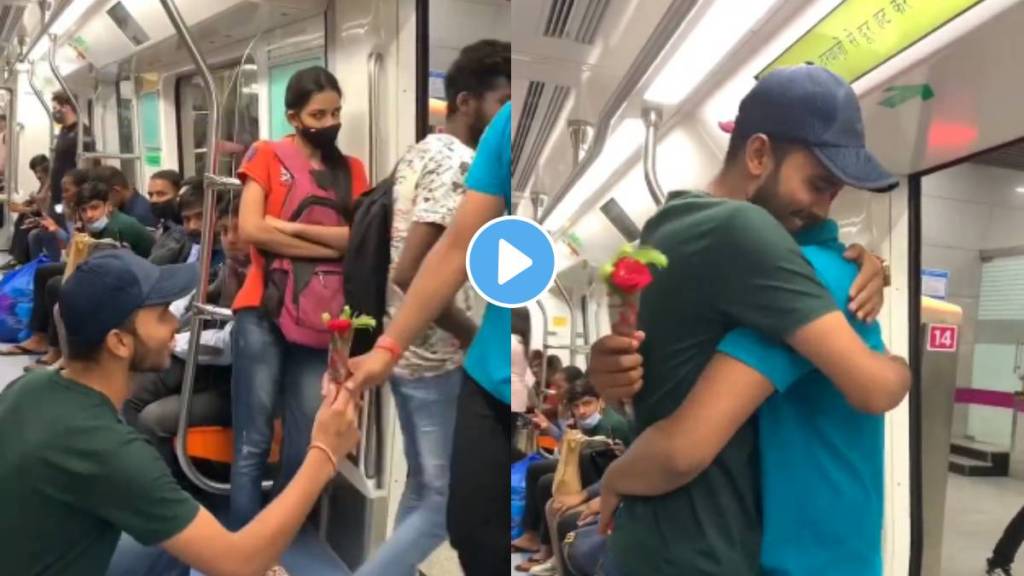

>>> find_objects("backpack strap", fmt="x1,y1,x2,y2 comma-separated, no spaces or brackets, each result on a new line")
271,138,356,223
269,138,312,179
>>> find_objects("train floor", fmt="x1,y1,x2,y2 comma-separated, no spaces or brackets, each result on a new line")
942,473,1024,575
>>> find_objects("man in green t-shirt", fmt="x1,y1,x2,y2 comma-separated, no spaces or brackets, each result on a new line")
0,250,359,575
587,66,910,575
76,179,155,258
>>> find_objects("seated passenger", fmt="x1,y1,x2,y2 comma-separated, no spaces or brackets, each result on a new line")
539,480,604,576
148,169,184,229
0,180,155,366
513,379,629,571
532,365,585,438
175,179,225,268
0,250,359,576
149,174,212,266
5,154,50,267
27,168,90,262
123,195,249,485
93,164,158,228
76,179,156,258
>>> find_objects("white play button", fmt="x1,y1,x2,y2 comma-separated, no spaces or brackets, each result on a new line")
498,239,533,285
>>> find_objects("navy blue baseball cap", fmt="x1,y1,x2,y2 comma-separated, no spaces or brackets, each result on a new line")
59,250,199,351
733,65,898,192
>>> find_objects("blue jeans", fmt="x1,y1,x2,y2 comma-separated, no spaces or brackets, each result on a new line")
597,552,625,576
28,228,61,261
354,368,462,576
229,308,324,529
106,533,188,576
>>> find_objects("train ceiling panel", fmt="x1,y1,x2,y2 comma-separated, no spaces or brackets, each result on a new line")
511,0,674,199
512,79,570,193
58,0,326,76
970,141,1024,174
541,0,608,45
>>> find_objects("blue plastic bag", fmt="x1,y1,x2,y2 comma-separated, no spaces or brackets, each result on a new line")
0,255,48,343
512,452,544,539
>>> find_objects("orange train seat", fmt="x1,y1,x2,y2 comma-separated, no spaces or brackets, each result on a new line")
177,420,284,464
537,435,558,452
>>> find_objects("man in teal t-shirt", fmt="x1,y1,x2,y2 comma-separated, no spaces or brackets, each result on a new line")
717,217,887,575
346,101,512,575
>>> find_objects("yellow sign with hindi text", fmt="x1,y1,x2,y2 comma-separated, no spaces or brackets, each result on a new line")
758,0,984,83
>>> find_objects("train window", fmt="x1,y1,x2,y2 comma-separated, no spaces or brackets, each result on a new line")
176,61,258,178
139,92,162,172
114,92,136,185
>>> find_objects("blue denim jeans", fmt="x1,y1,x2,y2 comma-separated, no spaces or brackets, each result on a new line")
229,308,324,529
106,533,188,576
28,228,62,261
354,368,462,576
597,551,626,576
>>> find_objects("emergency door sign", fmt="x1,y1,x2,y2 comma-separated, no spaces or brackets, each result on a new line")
927,324,958,352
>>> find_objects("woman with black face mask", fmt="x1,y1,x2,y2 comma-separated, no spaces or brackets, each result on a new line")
228,65,369,530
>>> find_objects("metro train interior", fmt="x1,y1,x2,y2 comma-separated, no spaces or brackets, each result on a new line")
9,0,1024,574
512,0,1024,574
0,0,508,574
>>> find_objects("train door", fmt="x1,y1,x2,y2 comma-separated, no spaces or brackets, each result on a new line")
913,143,1024,576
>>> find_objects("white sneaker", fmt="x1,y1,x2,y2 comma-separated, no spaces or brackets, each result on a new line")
529,559,558,576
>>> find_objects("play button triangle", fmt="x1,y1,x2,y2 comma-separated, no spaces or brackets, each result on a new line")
498,239,533,286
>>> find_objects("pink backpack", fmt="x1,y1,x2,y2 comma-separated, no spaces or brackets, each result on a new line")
261,139,352,349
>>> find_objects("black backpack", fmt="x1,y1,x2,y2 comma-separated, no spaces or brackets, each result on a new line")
343,173,395,356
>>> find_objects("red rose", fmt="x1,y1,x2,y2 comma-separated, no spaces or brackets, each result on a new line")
610,257,653,294
327,318,352,334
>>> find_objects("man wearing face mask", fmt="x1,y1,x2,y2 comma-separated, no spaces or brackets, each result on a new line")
49,91,95,209
76,180,155,258
148,175,224,268
177,181,225,267
147,170,189,267
148,170,184,227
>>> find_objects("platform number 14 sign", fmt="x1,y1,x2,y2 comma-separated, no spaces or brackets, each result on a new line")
927,324,958,353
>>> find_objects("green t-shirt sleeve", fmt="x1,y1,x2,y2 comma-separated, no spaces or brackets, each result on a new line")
711,204,836,339
604,409,633,444
98,214,155,258
41,423,199,546
126,219,155,258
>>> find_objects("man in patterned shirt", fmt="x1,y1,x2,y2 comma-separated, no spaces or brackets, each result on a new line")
353,39,510,576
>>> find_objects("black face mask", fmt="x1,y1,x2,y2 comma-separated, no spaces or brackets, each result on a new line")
187,229,202,243
52,110,65,124
151,200,179,224
298,123,341,152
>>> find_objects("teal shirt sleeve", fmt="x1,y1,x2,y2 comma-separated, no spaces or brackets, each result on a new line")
718,329,813,393
717,241,887,392
465,102,511,207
